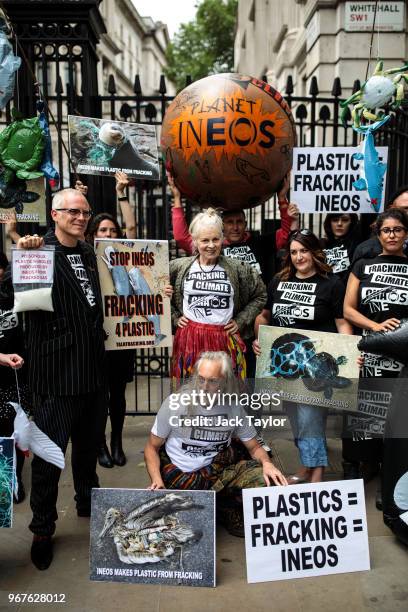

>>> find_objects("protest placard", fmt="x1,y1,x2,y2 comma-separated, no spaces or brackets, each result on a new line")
0,437,15,528
243,480,370,583
255,325,361,412
291,146,388,213
68,115,160,180
0,176,46,224
95,238,172,350
12,247,54,312
90,489,216,587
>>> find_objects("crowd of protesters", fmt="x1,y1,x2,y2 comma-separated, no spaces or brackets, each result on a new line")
1,176,408,568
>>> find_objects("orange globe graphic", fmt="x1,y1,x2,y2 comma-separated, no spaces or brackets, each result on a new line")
162,73,297,210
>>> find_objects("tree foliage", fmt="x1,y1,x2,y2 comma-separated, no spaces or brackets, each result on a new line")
165,0,238,91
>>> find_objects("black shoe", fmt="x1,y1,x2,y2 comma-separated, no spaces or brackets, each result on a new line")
98,443,114,468
342,461,362,480
111,437,126,467
14,478,26,504
31,536,53,571
376,487,383,511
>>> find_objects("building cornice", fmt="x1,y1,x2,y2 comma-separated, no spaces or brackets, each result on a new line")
304,0,340,27
101,33,122,56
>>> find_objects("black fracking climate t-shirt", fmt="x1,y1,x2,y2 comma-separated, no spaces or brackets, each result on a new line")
60,245,96,309
265,273,345,333
222,234,275,285
323,236,359,283
352,254,408,378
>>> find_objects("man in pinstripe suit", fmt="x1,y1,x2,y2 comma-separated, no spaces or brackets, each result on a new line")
6,189,107,570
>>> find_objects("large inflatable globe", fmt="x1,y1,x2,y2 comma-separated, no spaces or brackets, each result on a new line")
161,73,297,210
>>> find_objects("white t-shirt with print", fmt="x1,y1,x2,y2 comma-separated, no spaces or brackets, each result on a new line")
182,260,234,325
152,396,256,473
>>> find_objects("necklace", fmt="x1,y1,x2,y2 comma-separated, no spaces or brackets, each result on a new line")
198,258,218,273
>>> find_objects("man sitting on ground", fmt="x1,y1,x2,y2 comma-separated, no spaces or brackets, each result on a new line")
144,351,287,536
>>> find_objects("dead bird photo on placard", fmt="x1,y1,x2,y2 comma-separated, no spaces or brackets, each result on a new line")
90,489,216,587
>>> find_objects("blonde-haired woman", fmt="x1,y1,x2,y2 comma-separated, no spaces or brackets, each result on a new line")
170,208,266,387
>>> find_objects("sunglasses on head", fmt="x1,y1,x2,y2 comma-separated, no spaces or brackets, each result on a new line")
289,228,312,239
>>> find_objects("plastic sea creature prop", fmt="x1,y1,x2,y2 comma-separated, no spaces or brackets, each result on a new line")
98,493,202,565
341,60,408,129
0,11,21,110
0,115,45,185
352,116,390,213
268,332,351,399
37,100,59,189
10,402,65,469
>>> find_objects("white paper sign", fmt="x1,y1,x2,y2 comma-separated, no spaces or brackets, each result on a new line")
345,2,405,32
12,250,54,285
291,146,388,214
243,480,370,583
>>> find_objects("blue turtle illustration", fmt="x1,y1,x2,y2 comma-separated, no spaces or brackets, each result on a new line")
268,333,351,399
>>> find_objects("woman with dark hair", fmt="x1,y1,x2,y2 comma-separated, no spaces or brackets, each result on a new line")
85,171,137,468
322,213,360,281
343,208,408,488
254,229,353,483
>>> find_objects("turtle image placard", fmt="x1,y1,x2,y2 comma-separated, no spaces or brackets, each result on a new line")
255,325,361,412
0,176,46,223
90,489,216,587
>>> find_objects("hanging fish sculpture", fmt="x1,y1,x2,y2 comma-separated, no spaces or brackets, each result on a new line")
352,116,390,213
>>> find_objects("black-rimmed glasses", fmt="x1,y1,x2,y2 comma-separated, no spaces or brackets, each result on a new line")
55,208,93,219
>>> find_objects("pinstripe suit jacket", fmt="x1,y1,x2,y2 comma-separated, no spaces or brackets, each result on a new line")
4,230,106,396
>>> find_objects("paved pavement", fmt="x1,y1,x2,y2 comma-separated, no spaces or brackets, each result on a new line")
1,416,408,612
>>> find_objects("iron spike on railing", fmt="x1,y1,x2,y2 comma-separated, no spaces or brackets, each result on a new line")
55,74,63,94
261,74,268,83
285,75,294,95
309,76,319,96
107,74,116,95
159,75,167,94
319,105,331,121
352,79,361,94
331,77,342,97
134,75,142,95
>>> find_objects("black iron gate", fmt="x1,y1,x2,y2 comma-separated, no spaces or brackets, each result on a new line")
2,0,408,413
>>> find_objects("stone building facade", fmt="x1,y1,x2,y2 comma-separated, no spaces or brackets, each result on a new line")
98,0,176,95
235,0,408,96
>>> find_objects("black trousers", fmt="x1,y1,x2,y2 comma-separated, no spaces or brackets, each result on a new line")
29,388,107,537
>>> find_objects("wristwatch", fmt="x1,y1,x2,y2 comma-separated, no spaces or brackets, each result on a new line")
117,195,128,201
